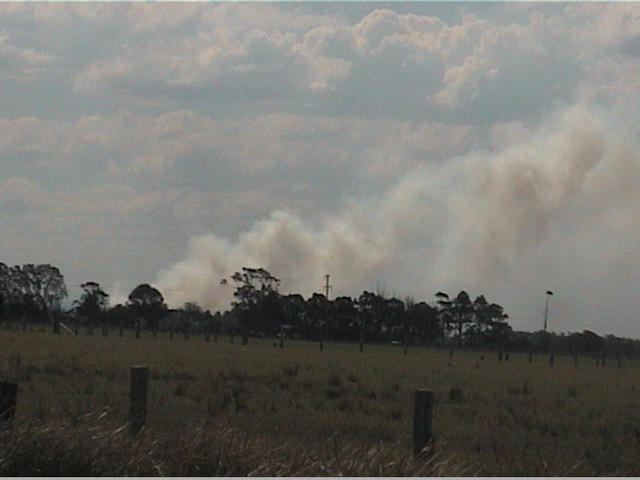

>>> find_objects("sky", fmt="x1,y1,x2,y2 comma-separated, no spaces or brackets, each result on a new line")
2,2,640,337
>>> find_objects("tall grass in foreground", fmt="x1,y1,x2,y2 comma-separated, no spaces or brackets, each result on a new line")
4,331,640,475
0,413,468,476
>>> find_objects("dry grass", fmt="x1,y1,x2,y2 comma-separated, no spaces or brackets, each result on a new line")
3,329,640,475
0,414,468,476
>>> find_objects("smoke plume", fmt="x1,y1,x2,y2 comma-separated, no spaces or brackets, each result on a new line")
157,106,640,335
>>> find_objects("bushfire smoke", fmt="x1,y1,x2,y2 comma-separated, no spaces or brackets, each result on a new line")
157,106,640,334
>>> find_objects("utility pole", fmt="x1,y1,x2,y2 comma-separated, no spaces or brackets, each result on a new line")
324,274,332,300
544,290,553,332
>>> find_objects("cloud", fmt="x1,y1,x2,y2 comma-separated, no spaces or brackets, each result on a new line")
48,4,586,123
0,177,49,211
0,31,57,80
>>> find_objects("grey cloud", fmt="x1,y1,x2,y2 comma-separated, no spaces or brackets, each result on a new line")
52,4,585,124
618,34,640,57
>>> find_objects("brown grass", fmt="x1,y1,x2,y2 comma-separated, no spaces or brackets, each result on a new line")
0,414,468,476
3,330,640,475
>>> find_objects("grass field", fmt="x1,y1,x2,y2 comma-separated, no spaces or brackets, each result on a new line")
2,327,640,475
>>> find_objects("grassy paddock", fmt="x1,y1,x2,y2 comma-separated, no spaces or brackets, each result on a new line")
2,329,640,475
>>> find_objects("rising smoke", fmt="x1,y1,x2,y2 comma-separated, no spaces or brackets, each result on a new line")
156,106,640,334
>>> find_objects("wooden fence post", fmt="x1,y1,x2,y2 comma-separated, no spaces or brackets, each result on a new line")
505,351,510,362
0,382,17,422
135,320,141,339
413,389,434,458
129,366,148,435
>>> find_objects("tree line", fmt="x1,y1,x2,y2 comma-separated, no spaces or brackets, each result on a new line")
2,262,640,357
226,267,511,349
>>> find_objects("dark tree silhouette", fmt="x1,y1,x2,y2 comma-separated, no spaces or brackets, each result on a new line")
436,290,474,345
128,283,166,330
229,267,281,336
74,281,109,325
0,263,67,322
407,301,440,345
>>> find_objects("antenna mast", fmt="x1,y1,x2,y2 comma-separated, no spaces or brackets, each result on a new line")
324,274,332,300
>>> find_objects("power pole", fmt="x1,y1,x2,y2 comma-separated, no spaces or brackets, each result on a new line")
324,274,332,300
544,290,553,332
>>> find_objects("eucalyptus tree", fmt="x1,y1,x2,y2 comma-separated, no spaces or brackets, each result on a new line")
229,267,281,336
74,281,109,325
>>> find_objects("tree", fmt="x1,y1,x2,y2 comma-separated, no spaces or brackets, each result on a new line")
436,291,510,347
21,264,67,313
471,296,510,348
128,284,166,330
382,297,405,342
334,296,359,341
358,291,385,342
229,267,281,336
281,293,307,331
305,293,329,342
407,301,440,345
74,281,109,324
436,291,474,345
129,283,164,307
0,263,67,322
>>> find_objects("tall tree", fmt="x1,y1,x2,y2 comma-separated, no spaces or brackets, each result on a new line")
128,283,166,329
74,281,109,324
305,293,329,341
436,291,474,345
0,263,67,321
229,267,281,335
407,301,439,345
385,297,406,341
281,293,307,331
467,295,510,347
334,296,359,341
358,291,379,342
28,264,67,312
